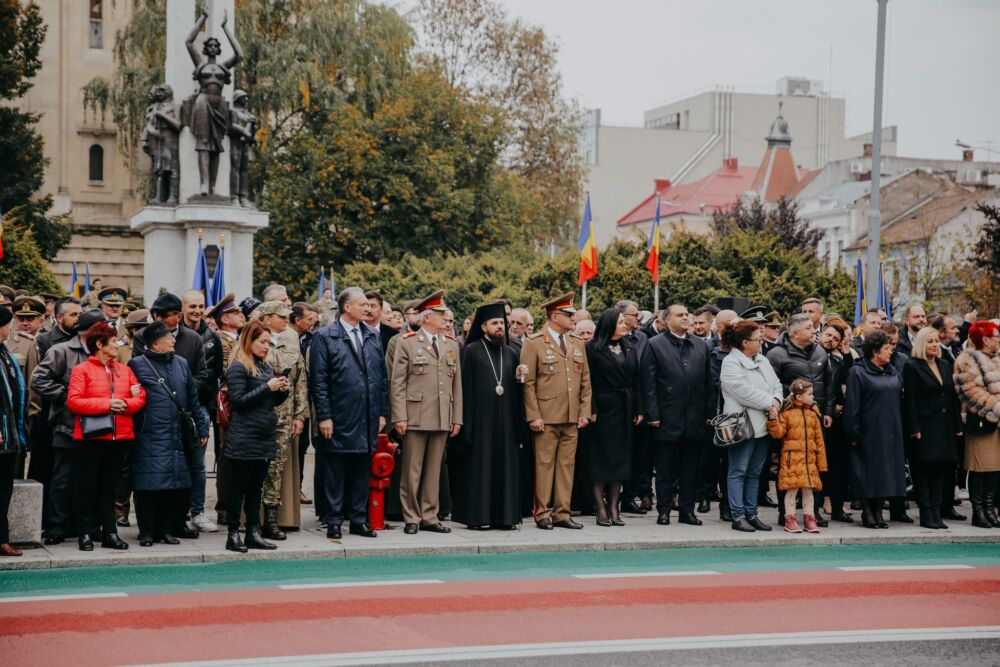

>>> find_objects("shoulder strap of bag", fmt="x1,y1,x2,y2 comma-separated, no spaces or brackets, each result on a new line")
143,356,187,413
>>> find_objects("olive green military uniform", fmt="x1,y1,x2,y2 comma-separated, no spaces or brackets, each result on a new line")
263,328,309,528
521,325,592,524
390,327,463,526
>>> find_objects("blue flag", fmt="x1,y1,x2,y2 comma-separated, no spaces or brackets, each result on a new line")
84,263,92,293
876,258,892,322
209,245,225,307
317,267,327,300
192,238,212,304
853,254,867,328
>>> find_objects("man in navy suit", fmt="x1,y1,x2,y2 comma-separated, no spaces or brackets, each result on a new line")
310,287,388,540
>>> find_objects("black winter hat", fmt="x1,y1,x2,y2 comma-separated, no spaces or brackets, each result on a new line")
0,308,11,327
77,309,107,332
150,293,182,314
143,321,172,346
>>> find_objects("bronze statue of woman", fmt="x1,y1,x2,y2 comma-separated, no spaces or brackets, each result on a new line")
184,9,244,197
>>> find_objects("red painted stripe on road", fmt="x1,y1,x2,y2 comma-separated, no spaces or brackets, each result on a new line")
4,577,998,637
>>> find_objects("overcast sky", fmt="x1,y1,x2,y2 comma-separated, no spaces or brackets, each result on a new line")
397,0,1000,161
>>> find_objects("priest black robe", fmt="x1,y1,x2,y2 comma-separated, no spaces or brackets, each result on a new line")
450,339,522,528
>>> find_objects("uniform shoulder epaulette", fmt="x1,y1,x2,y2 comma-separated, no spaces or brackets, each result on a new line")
528,332,544,339
443,332,456,341
16,331,34,340
402,331,417,338
566,332,581,339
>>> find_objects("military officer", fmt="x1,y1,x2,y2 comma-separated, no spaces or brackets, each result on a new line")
390,290,463,535
98,286,129,338
761,310,784,356
258,301,309,537
8,297,44,474
521,293,592,530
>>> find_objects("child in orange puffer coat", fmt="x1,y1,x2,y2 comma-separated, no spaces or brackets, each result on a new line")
767,378,828,533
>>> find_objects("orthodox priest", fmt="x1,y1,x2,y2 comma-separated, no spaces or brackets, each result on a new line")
451,303,522,529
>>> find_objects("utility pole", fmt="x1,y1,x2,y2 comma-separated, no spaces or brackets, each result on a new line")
867,0,889,310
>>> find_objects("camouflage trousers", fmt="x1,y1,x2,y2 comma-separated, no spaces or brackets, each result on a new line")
262,419,294,507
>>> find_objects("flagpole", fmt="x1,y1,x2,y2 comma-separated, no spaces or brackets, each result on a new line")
654,281,660,313
582,281,588,310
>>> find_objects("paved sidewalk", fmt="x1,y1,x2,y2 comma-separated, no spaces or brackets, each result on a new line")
8,450,997,571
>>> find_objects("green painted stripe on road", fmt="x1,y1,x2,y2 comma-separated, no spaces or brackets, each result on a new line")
2,543,998,598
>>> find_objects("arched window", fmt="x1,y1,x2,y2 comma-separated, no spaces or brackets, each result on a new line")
88,144,104,182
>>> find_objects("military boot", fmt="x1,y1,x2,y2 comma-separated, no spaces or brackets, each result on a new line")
262,505,287,540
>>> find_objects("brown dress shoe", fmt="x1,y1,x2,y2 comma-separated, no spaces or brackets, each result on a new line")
403,523,419,534
536,518,554,530
1,543,23,557
419,523,451,534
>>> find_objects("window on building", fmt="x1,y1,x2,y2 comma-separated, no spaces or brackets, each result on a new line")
89,144,104,182
89,1,103,49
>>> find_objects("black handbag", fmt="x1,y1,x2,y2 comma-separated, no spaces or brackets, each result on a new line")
81,414,114,439
143,357,201,451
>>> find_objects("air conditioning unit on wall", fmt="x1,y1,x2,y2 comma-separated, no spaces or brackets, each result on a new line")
850,162,865,174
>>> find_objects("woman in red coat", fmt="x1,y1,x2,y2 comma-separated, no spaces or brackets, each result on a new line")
67,322,146,551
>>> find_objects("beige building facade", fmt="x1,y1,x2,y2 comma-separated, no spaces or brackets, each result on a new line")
17,1,144,296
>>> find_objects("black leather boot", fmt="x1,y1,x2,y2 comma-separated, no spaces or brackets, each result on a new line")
245,525,277,550
969,473,992,529
226,529,247,553
262,505,286,540
719,503,733,522
984,473,1000,527
918,507,937,529
932,507,948,530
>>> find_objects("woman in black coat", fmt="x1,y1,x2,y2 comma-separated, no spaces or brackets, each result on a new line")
845,330,907,529
224,320,289,553
585,309,644,526
903,327,962,529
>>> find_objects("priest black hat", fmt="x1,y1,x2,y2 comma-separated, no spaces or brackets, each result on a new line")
465,302,508,345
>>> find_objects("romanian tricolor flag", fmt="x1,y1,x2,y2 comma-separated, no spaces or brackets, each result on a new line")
852,252,867,328
576,195,598,286
645,193,661,283
70,262,83,298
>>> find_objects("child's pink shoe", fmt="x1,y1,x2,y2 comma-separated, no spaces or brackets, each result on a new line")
803,514,820,533
784,515,802,533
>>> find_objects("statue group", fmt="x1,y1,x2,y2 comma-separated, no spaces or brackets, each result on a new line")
142,9,257,208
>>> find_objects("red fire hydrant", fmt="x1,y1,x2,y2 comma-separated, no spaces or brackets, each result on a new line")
368,433,399,530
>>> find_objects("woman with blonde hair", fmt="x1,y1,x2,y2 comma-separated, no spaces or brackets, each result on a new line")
222,320,289,552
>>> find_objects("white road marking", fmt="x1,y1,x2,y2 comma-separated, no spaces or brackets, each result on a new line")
140,626,1000,666
278,579,444,590
572,570,720,579
837,564,975,571
0,592,128,603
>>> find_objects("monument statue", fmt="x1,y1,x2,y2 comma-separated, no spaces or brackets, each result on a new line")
183,8,244,198
140,84,181,205
228,90,257,208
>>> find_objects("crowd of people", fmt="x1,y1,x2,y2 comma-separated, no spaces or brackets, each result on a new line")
0,280,998,555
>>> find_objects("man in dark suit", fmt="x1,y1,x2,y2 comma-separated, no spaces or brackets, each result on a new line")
641,304,713,527
897,303,927,358
310,287,387,539
363,290,397,354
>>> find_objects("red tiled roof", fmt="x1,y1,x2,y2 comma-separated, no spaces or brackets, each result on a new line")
846,189,988,249
617,159,758,228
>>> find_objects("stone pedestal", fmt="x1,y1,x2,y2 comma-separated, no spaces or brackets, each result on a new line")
130,204,268,301
8,479,42,545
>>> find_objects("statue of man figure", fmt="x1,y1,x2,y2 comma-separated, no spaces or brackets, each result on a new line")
229,90,257,208
184,9,244,197
140,84,181,205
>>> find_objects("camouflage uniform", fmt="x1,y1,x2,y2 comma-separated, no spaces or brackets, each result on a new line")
262,327,309,527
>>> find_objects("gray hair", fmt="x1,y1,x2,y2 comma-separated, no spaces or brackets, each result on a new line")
337,286,366,312
574,320,596,334
262,284,287,302
787,313,813,331
615,300,638,313
510,307,530,321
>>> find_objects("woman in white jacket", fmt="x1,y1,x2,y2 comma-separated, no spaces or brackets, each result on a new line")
720,321,784,532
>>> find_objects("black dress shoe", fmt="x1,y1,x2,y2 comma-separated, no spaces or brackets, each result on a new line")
138,535,154,547
175,526,200,539
101,534,129,550
697,499,711,514
78,534,94,551
116,517,130,528
403,523,419,534
758,494,778,508
156,534,180,545
621,499,647,515
656,512,670,525
245,526,277,550
610,517,625,526
941,509,966,521
890,513,914,524
596,517,612,527
44,535,65,546
553,518,583,529
678,512,703,526
420,523,451,534
831,511,854,523
226,530,248,553
876,521,889,529
536,518,553,530
327,526,343,540
747,516,772,531
731,518,756,532
719,505,733,522
349,523,378,537
814,511,829,528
